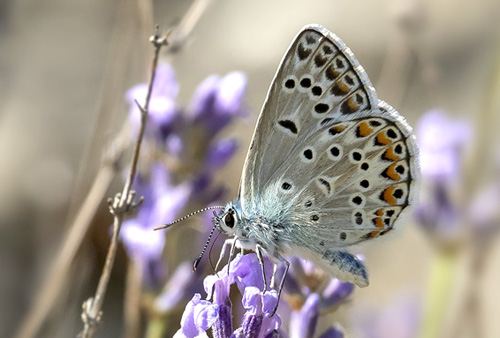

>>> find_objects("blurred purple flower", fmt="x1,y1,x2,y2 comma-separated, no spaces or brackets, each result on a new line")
121,65,247,290
289,293,319,338
281,257,353,337
190,72,247,135
206,139,238,171
127,64,180,134
120,170,191,287
416,110,471,182
320,278,355,309
414,110,472,240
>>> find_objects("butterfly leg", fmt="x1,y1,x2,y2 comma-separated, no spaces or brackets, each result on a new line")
270,263,278,289
271,253,289,317
226,236,238,275
215,238,235,271
255,244,268,292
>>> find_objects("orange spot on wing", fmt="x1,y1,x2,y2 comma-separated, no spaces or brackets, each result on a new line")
369,230,380,237
385,163,401,181
383,186,397,205
376,209,384,216
347,97,359,110
383,147,400,161
358,122,373,137
332,125,346,133
376,132,392,145
374,217,384,228
337,81,350,93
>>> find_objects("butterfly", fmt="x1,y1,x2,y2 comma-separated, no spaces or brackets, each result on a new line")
156,24,419,315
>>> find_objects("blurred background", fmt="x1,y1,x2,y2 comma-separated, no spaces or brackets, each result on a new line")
1,0,500,337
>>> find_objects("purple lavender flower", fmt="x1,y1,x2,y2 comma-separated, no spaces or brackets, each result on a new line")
280,257,353,338
206,139,238,171
416,109,471,182
127,64,180,136
121,65,247,291
190,72,247,135
121,166,191,288
414,110,472,240
176,253,281,338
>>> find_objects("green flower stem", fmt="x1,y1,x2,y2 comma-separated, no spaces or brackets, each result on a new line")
419,247,460,338
146,317,168,338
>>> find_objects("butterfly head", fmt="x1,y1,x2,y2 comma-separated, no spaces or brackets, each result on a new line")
213,201,243,236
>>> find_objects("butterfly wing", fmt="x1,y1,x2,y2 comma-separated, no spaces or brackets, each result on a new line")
238,25,419,285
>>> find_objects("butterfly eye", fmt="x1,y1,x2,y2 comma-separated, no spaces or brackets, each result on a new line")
224,213,235,228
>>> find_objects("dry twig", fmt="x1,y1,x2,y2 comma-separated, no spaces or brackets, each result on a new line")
79,27,169,338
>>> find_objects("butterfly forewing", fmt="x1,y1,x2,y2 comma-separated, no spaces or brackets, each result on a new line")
238,24,418,258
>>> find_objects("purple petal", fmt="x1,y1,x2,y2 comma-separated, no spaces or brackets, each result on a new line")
242,287,263,315
231,253,273,292
149,183,191,227
204,270,233,302
175,294,219,338
214,72,247,116
416,110,472,181
320,279,354,309
260,291,281,336
235,314,263,338
120,219,165,260
190,75,220,119
189,72,247,136
290,293,320,338
126,64,179,133
151,64,179,98
212,303,233,338
166,133,184,156
206,138,238,170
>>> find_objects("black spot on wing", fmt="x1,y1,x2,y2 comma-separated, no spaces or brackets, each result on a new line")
317,178,331,194
297,43,312,60
278,120,298,134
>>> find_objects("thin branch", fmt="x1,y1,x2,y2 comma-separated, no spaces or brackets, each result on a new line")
79,28,169,338
124,260,142,338
166,0,212,54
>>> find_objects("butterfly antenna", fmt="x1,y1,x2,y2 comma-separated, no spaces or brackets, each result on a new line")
154,206,225,231
193,222,217,271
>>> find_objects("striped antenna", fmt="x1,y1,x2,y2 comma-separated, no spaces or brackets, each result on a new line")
153,206,225,231
193,222,218,271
